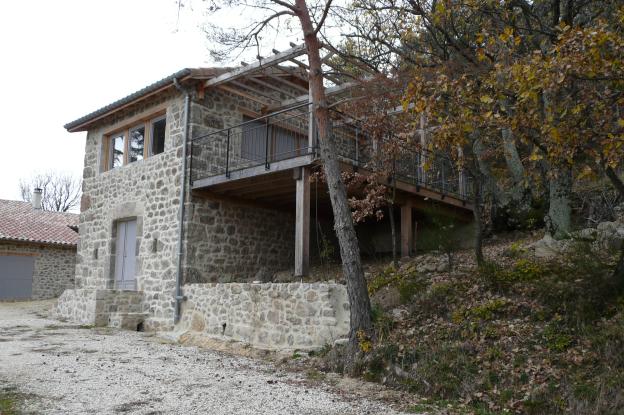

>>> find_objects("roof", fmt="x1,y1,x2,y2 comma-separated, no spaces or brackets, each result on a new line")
0,200,79,247
64,68,229,132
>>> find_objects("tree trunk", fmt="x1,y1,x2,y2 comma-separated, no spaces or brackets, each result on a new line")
472,172,485,266
389,176,398,267
294,0,373,366
547,167,572,239
604,166,624,286
473,136,508,207
501,127,528,205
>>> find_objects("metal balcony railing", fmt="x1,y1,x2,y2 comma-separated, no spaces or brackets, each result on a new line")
190,104,472,201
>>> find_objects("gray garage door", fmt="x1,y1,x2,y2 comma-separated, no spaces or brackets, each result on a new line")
0,255,35,300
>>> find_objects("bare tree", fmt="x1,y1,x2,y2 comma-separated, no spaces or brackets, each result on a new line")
199,0,373,363
19,171,82,213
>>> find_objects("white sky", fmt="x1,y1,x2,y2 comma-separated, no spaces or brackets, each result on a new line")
0,0,324,202
0,0,216,200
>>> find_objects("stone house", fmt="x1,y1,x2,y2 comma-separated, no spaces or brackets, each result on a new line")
0,196,78,300
56,45,472,349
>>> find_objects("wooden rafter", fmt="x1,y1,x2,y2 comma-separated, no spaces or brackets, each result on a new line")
245,76,298,99
217,84,272,107
205,44,307,87
230,80,281,103
270,81,359,110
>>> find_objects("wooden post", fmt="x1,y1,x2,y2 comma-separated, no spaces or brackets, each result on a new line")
308,86,315,154
401,202,413,258
295,167,310,276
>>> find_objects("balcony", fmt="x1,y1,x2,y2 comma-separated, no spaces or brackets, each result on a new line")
190,104,472,207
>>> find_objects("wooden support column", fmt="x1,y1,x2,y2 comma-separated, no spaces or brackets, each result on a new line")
294,167,310,276
308,86,315,152
401,202,413,258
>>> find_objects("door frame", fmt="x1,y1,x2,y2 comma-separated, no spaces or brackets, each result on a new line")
109,216,142,291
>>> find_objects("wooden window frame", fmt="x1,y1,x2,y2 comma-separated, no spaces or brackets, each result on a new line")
148,115,167,157
102,110,166,172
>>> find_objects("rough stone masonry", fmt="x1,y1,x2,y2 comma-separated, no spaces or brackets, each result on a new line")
56,80,349,349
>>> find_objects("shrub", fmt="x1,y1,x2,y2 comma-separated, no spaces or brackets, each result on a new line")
371,305,395,341
452,298,509,323
543,321,574,352
478,258,548,292
535,240,622,324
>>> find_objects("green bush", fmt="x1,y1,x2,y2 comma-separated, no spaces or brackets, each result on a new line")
371,305,395,341
452,298,509,323
535,240,622,324
478,258,548,292
543,321,574,352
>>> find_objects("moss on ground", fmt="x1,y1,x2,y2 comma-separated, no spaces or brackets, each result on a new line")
0,386,23,415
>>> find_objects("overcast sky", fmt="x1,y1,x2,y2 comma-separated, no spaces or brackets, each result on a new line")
0,0,216,201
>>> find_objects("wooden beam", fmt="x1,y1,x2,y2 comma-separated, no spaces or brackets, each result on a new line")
295,167,310,277
266,73,308,93
246,76,298,98
230,80,282,103
192,189,295,214
192,155,314,189
216,84,272,107
205,44,308,87
401,202,413,258
231,182,295,198
272,81,357,110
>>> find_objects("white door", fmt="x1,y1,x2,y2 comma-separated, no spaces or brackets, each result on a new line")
114,219,137,290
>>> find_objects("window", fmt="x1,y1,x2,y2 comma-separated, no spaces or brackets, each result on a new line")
151,117,166,156
129,125,145,163
103,113,166,171
111,134,125,169
241,116,306,162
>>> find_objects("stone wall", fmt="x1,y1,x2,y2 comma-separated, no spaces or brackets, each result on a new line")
177,282,350,350
73,94,186,330
55,289,144,326
0,242,76,299
66,82,306,330
184,196,295,283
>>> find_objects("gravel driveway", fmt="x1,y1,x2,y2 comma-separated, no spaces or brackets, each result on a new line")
0,301,407,415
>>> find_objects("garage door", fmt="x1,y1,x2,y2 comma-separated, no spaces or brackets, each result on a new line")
0,255,35,300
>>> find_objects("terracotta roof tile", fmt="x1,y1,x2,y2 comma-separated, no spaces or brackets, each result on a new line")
0,199,79,247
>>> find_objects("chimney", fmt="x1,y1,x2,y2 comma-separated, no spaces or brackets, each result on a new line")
32,188,42,210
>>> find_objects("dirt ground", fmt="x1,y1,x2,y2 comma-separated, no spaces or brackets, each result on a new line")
0,300,411,415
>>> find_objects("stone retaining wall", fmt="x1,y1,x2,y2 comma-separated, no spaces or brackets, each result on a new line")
178,283,350,350
55,289,144,327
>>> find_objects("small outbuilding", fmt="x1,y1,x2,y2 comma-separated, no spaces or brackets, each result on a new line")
0,195,78,300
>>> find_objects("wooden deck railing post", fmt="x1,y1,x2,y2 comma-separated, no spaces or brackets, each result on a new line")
265,117,270,170
401,201,413,258
225,129,231,178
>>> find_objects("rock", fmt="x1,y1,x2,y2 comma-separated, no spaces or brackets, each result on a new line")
531,234,569,259
391,308,409,322
598,221,618,233
333,338,348,347
371,285,401,310
577,228,598,241
273,270,294,283
254,267,273,283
